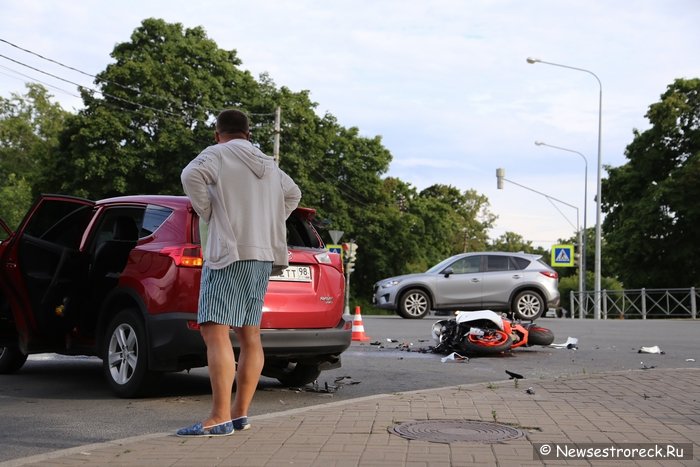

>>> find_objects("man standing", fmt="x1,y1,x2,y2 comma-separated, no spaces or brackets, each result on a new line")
178,109,301,437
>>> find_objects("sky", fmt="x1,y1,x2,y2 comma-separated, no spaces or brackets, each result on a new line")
1,0,699,248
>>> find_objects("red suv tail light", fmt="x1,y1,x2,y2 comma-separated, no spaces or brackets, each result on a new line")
540,270,558,280
160,246,203,267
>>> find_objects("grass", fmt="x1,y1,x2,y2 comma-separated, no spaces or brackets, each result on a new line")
350,301,394,315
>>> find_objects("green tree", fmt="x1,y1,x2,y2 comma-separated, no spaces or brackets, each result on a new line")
39,18,262,198
0,83,68,211
602,78,700,288
416,185,496,258
490,231,534,252
345,181,497,297
0,174,32,230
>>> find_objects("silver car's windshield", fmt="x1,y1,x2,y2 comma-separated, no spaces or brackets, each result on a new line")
426,256,460,273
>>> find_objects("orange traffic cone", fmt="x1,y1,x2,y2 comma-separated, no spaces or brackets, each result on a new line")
351,306,371,342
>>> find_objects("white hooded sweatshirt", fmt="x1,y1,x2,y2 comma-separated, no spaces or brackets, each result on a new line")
181,138,301,273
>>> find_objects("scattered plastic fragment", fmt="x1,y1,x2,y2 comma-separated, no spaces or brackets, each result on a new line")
387,338,398,343
640,362,656,370
440,352,468,363
332,376,361,386
397,342,413,351
370,341,382,346
525,387,535,395
505,370,523,380
304,381,337,393
638,345,665,354
550,337,578,349
299,376,363,394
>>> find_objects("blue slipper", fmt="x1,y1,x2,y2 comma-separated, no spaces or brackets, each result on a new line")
232,416,251,431
176,420,234,437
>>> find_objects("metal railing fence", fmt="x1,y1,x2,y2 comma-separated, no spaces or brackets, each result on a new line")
569,287,698,319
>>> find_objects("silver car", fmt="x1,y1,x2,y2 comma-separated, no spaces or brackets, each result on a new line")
372,252,560,320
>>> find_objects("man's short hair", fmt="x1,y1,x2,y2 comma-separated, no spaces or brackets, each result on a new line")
216,109,249,135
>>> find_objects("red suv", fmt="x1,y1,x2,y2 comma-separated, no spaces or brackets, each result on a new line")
0,195,351,397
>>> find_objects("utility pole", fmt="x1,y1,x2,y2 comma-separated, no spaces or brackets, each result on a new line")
273,106,281,164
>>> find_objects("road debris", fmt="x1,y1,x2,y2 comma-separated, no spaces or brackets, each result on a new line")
440,352,468,363
505,370,524,379
638,345,665,354
333,375,361,386
282,375,363,396
640,362,656,370
397,341,413,351
550,337,578,349
526,387,535,395
686,358,696,362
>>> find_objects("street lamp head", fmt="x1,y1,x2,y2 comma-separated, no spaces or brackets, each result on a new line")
496,168,505,190
526,57,540,64
534,141,544,146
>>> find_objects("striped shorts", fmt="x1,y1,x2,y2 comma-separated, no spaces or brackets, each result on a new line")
198,260,273,327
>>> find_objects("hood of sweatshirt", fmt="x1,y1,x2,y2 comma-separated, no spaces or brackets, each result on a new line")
226,140,270,179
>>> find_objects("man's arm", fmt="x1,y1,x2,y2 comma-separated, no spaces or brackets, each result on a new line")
181,148,220,222
280,170,302,218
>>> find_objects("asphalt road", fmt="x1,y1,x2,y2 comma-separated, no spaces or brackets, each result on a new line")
1,316,698,463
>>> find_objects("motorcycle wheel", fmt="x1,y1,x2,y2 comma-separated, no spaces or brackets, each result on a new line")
526,326,554,346
460,330,513,355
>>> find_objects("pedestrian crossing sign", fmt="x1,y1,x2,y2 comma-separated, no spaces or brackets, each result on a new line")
551,244,574,267
327,244,343,260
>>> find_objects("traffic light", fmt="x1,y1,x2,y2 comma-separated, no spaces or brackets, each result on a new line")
343,242,358,271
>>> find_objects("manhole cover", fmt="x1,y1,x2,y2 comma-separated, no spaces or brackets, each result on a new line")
389,419,524,444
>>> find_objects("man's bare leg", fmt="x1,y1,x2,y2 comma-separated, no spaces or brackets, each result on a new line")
200,322,235,426
231,325,264,420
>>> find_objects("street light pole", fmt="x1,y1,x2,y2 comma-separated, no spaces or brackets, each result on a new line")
496,169,579,230
527,57,603,320
496,167,580,245
535,141,587,317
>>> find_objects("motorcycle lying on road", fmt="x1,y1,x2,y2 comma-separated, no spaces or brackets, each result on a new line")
431,310,554,355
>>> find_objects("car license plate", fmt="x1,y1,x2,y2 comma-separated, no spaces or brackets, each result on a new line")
269,265,312,282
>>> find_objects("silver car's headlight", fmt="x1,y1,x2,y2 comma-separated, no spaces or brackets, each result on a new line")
381,279,401,288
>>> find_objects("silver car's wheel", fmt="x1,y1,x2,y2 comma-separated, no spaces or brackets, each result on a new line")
398,289,431,319
512,290,545,320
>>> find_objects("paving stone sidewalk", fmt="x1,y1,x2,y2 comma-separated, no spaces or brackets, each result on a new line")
2,368,698,466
